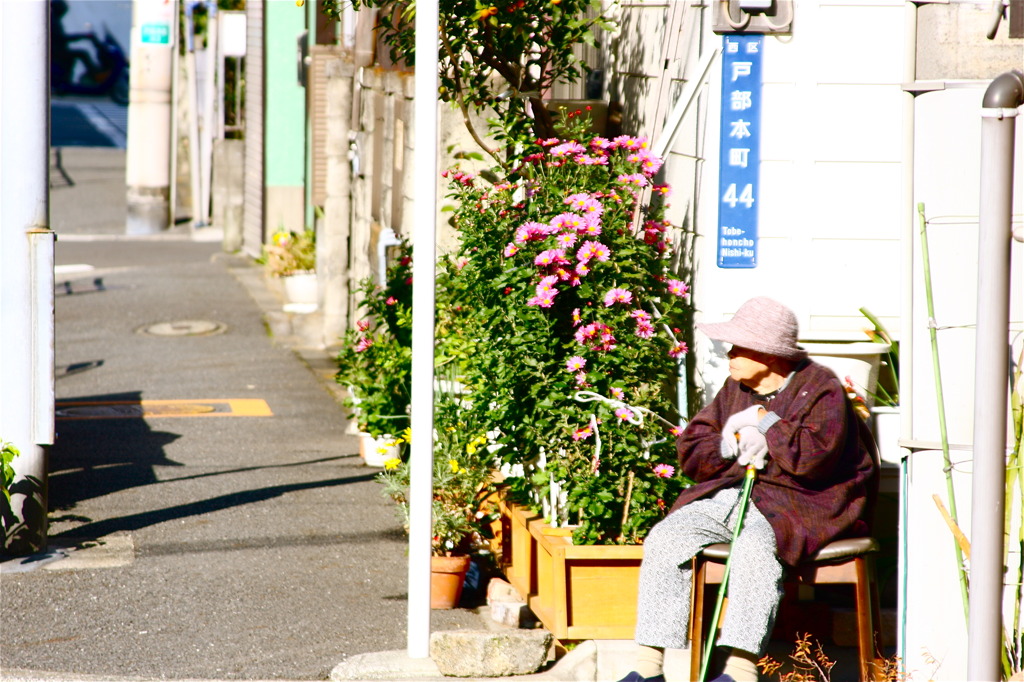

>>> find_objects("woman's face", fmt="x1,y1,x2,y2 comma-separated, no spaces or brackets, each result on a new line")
727,345,773,389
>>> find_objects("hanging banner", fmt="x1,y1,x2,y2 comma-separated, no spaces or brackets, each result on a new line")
717,34,763,269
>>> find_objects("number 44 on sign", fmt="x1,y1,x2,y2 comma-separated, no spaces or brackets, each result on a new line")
722,183,754,209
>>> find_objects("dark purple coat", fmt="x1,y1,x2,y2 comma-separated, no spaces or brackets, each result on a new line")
669,360,879,567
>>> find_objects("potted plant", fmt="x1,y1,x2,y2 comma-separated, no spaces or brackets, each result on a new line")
262,228,317,307
375,387,498,609
442,118,693,547
335,244,413,465
1,440,19,549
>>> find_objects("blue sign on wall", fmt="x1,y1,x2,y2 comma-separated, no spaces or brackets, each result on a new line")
717,35,763,269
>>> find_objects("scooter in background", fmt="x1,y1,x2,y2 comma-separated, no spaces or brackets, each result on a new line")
51,28,130,105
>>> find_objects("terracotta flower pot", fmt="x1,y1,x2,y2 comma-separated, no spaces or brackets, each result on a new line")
430,554,471,609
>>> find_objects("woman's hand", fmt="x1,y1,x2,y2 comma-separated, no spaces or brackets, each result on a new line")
720,405,763,459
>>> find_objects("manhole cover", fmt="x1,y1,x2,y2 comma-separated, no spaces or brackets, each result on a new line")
138,320,227,337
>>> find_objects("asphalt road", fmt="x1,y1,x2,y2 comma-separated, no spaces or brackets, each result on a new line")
1,149,480,681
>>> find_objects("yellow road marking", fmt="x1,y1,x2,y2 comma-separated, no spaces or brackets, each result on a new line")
55,399,273,420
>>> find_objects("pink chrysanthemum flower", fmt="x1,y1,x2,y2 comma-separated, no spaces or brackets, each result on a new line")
610,387,624,399
551,141,585,157
386,297,397,306
566,356,587,372
356,320,370,332
581,222,602,236
536,284,558,299
551,212,585,232
653,463,675,478
630,309,652,323
616,173,649,187
614,407,632,421
590,136,613,150
515,221,553,243
579,197,604,217
577,241,611,263
666,279,690,298
652,184,672,196
576,155,608,166
575,262,591,277
642,156,664,176
527,292,557,308
669,425,684,436
539,137,560,147
557,232,578,248
534,249,568,267
572,425,593,441
603,288,633,307
572,308,582,326
503,242,519,258
575,371,588,386
354,337,373,353
668,342,689,358
574,323,599,344
635,322,655,339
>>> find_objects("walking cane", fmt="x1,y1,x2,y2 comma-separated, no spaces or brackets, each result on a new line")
697,464,758,682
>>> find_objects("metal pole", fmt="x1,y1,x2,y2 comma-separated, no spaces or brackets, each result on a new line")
407,0,439,659
126,0,176,234
968,69,1024,682
0,0,54,555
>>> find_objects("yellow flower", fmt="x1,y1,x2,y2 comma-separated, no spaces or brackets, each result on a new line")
466,433,488,455
449,459,462,474
400,427,412,444
383,457,401,470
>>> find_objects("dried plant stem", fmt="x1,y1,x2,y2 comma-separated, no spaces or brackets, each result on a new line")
620,470,635,533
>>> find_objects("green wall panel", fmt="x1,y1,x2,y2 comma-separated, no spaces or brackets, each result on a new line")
264,1,306,187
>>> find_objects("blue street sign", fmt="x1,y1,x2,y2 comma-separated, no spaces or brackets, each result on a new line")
717,34,763,269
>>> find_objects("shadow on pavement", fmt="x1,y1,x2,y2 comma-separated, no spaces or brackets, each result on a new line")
49,391,378,540
50,391,183,513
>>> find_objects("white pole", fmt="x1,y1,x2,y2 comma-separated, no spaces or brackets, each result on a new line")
0,0,55,555
407,0,439,659
199,4,217,226
126,0,175,234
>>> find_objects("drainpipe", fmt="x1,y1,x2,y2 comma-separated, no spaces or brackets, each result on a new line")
967,68,1024,682
897,1,918,666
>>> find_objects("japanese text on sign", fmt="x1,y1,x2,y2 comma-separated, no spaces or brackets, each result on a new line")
717,35,763,269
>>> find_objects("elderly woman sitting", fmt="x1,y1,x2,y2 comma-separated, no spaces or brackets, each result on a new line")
619,297,878,682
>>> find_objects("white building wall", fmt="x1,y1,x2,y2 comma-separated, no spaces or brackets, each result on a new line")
904,85,1024,680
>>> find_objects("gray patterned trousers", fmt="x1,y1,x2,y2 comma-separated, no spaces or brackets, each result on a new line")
634,486,784,654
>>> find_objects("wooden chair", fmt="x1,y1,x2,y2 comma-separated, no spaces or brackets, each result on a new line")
688,536,883,682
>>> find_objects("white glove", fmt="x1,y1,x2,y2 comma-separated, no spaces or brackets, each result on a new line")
736,425,769,469
720,405,763,459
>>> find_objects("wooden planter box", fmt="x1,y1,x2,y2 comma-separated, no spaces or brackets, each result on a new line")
496,497,644,640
